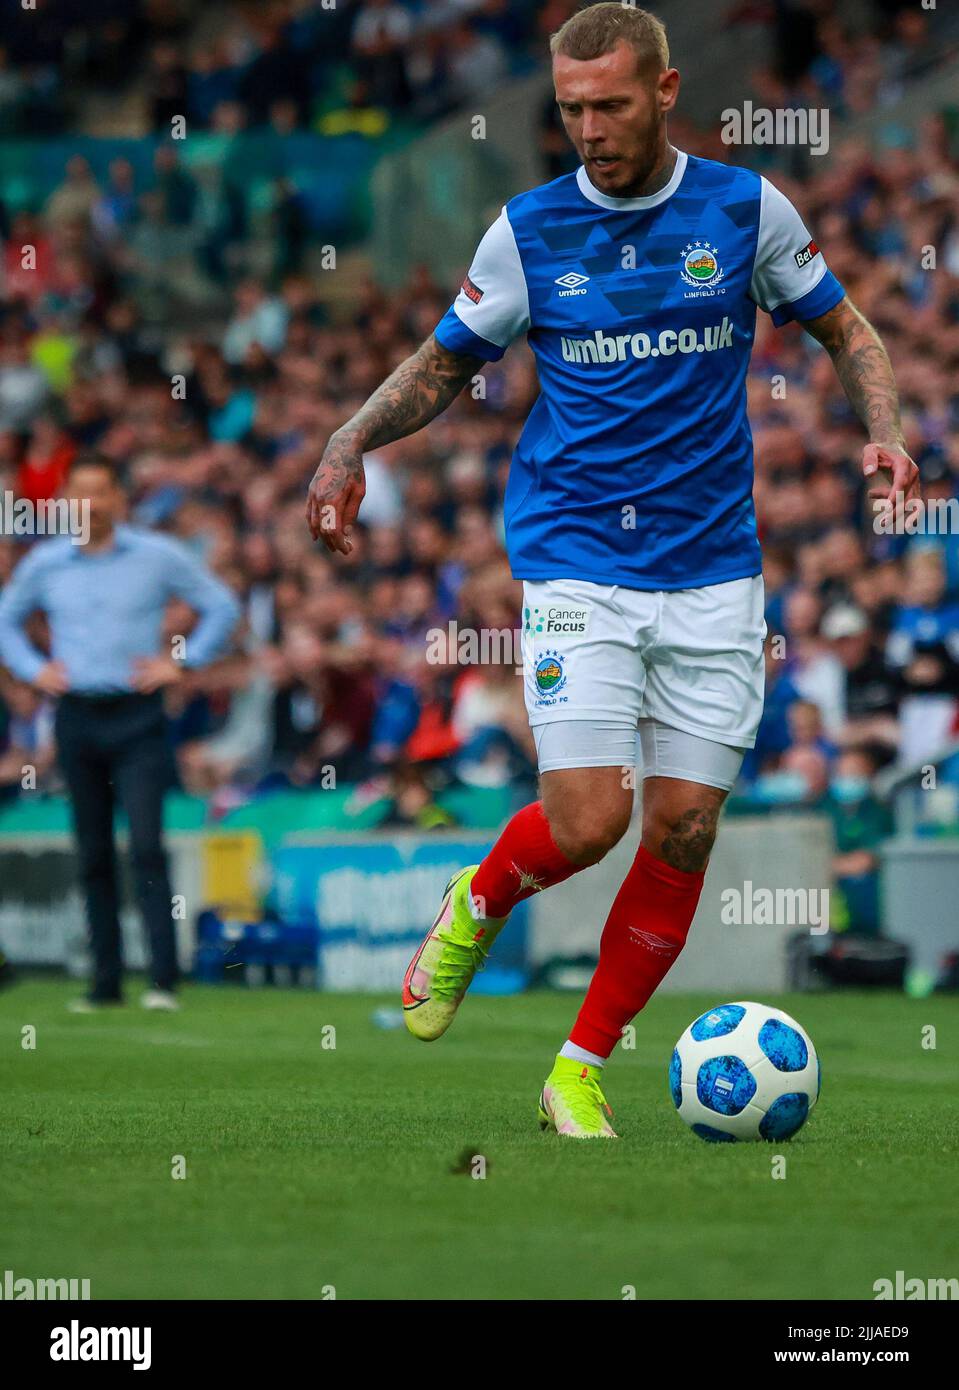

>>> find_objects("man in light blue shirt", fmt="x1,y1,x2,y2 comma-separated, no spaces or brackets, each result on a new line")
0,454,240,1011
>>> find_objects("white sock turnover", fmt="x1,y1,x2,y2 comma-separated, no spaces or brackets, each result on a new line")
559,1040,605,1069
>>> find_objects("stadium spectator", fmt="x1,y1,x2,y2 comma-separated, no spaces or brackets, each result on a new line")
186,40,242,128
91,159,138,246
14,411,77,506
825,747,895,935
222,279,289,366
44,156,99,233
785,698,838,766
3,213,55,307
782,587,846,738
151,146,198,228
820,602,900,760
264,620,376,787
886,548,959,763
780,744,832,807
176,657,275,798
0,324,49,431
444,20,509,104
382,761,457,830
0,673,55,799
145,40,189,133
351,0,415,110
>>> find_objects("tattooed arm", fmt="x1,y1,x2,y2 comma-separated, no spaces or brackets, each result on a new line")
306,333,483,553
801,296,919,509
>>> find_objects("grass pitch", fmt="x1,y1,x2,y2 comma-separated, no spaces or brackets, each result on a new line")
2,978,957,1300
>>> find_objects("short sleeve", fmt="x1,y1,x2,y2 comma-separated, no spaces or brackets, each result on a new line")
434,208,531,362
750,177,845,326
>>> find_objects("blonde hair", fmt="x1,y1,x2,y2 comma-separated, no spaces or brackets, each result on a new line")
550,3,669,75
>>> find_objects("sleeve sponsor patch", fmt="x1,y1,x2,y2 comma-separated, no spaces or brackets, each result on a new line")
462,274,484,305
794,240,820,269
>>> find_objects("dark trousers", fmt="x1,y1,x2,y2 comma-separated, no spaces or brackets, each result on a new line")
56,692,177,997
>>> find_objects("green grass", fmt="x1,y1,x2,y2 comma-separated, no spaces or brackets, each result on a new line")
2,978,958,1300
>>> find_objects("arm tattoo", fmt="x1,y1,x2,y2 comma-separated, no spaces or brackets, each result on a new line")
340,333,484,455
801,297,904,448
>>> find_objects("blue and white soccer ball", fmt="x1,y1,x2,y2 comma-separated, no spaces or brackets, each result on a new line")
670,1001,820,1143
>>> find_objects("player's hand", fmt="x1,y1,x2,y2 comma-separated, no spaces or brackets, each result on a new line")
132,656,184,693
33,660,70,697
306,431,366,554
862,442,920,509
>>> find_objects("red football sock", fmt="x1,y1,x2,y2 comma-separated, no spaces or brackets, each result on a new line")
570,843,705,1058
470,801,582,919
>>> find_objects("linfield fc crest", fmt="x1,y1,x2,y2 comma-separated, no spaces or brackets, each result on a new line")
680,241,724,288
534,649,567,696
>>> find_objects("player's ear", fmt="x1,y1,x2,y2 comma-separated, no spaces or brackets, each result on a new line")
657,68,680,114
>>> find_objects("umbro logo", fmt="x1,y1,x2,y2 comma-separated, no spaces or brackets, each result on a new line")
555,272,589,297
627,926,678,955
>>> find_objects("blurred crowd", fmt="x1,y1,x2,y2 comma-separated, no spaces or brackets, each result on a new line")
728,0,951,115
0,0,547,139
1,0,958,932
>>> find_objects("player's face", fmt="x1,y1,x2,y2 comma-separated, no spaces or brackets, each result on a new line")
553,40,679,197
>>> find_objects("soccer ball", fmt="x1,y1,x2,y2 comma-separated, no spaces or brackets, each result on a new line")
669,1001,820,1142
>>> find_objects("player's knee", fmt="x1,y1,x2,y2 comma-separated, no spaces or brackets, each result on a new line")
645,801,720,874
548,802,631,866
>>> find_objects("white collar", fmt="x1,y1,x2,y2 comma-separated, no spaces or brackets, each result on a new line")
576,149,688,211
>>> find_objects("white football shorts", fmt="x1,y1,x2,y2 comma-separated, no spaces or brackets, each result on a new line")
521,575,766,779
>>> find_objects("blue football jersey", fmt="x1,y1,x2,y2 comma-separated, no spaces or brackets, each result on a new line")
434,151,844,590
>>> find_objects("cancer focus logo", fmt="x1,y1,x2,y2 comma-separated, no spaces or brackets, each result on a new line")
679,241,725,288
534,650,567,697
